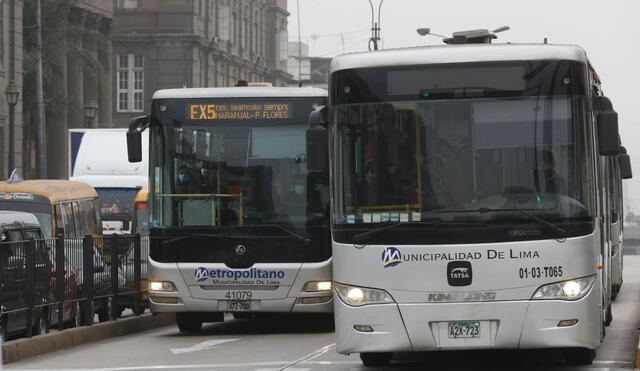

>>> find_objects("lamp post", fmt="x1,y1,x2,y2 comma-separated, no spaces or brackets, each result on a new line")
84,98,98,128
5,81,19,176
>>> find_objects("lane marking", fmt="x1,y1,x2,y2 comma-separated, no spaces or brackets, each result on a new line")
170,338,239,355
277,343,336,371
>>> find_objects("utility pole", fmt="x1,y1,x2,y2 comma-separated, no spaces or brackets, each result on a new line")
367,0,383,51
35,0,47,178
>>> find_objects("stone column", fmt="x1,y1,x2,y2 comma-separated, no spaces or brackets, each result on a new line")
67,8,84,129
98,16,113,127
46,35,68,179
82,13,98,128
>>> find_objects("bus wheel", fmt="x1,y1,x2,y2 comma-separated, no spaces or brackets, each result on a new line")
611,284,620,301
176,313,202,333
605,303,613,326
563,348,595,365
0,315,7,340
360,352,393,367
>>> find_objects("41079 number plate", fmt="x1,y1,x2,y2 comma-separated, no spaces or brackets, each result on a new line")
448,321,480,338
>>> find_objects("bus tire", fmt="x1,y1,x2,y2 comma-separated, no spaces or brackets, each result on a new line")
605,303,613,326
611,284,620,301
360,352,393,367
177,313,202,333
563,348,595,365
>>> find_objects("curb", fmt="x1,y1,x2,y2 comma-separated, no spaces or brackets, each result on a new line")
2,313,175,364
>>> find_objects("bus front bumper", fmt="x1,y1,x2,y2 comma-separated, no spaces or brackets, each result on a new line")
149,295,333,314
334,286,601,354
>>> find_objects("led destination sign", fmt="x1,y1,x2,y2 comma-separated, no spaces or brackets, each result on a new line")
188,103,291,121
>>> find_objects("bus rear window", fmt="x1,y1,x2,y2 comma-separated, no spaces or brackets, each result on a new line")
96,188,139,219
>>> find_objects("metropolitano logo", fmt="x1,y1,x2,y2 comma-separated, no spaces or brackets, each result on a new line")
194,267,210,282
382,247,402,268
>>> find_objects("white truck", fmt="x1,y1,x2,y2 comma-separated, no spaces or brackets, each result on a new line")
69,128,148,234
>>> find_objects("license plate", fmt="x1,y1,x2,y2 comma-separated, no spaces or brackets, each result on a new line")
448,321,480,338
227,300,251,312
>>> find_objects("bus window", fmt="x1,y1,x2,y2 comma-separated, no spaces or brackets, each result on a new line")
54,203,64,236
61,202,77,238
84,199,99,235
73,200,88,237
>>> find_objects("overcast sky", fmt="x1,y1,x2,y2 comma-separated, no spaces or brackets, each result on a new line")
288,0,639,154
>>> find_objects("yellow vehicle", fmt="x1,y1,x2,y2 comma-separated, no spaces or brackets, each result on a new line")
0,180,101,238
131,187,149,236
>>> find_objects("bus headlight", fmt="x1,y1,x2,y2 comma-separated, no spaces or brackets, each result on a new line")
532,276,595,301
304,281,333,292
334,282,395,307
149,281,176,292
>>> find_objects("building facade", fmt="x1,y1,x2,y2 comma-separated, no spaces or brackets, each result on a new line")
0,0,23,179
287,41,329,89
112,0,293,128
43,0,114,179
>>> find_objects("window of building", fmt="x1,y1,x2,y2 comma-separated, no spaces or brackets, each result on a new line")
117,54,144,112
243,18,248,50
119,0,141,9
218,5,230,41
231,12,238,46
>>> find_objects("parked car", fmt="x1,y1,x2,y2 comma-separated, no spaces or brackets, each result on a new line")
0,211,50,339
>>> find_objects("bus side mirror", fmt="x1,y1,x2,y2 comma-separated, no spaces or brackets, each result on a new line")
307,106,328,172
127,116,149,163
618,153,632,179
127,130,142,163
596,96,620,156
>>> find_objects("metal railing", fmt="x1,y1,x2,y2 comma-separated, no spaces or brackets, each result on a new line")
0,234,148,340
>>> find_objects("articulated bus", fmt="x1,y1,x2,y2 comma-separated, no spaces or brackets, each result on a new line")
127,87,332,332
324,41,628,366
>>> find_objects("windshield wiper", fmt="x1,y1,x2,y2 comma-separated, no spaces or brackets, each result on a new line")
255,224,307,241
512,205,566,241
459,206,566,241
352,219,484,245
163,234,222,245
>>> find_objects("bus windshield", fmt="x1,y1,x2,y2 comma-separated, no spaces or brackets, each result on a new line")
332,61,594,244
96,188,138,221
152,97,329,235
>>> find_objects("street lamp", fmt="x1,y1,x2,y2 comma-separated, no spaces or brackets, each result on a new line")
84,98,98,128
5,80,19,176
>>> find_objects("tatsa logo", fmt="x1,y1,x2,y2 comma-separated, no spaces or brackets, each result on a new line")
194,267,209,282
382,247,402,268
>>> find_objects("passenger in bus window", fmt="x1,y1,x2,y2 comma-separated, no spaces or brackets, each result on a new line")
176,165,202,194
538,150,568,195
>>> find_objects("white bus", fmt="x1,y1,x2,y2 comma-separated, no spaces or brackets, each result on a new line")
127,86,332,332
324,40,625,366
611,146,632,300
70,129,148,234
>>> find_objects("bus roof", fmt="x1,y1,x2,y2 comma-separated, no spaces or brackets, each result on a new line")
133,187,148,203
152,87,327,100
330,43,589,73
0,180,98,203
